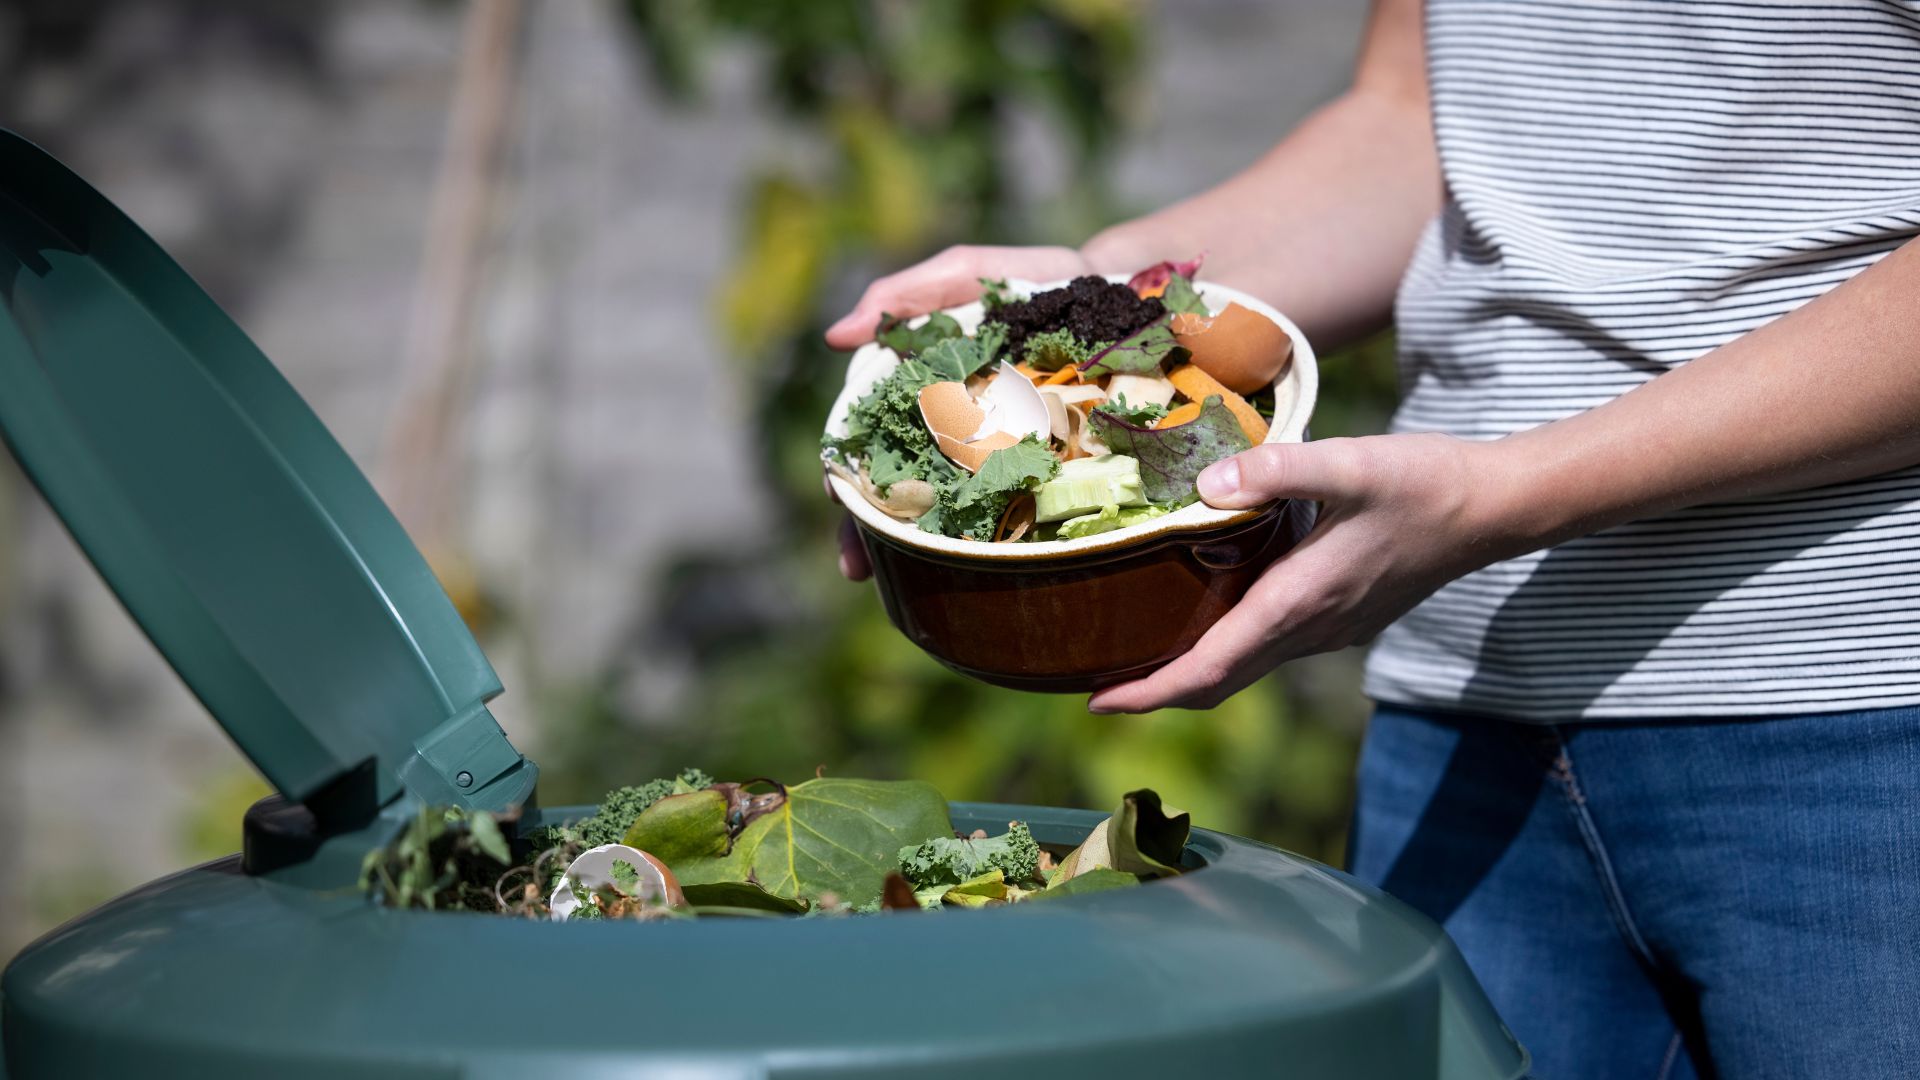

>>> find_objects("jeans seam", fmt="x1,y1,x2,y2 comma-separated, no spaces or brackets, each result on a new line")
1540,726,1663,970
1656,1032,1683,1080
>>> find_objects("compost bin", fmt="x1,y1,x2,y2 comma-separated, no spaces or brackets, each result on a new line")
0,130,1529,1080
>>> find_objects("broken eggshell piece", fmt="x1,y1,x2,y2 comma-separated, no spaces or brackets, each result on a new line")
1038,383,1105,442
549,843,685,920
919,366,1047,473
1103,373,1176,411
1171,303,1295,396
972,362,1052,443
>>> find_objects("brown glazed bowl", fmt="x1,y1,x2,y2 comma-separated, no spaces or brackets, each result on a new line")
826,277,1319,692
857,497,1317,691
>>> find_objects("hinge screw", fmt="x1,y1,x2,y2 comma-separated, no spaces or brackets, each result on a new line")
455,771,474,788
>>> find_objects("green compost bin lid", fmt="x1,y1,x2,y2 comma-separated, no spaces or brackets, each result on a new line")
0,129,536,823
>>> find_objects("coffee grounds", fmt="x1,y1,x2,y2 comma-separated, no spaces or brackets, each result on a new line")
985,276,1166,360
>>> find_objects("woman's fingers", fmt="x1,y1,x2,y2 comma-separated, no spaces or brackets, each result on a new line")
1197,439,1371,510
1087,559,1312,713
837,514,872,581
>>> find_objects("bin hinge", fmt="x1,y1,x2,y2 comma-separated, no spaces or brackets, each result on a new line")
398,703,536,810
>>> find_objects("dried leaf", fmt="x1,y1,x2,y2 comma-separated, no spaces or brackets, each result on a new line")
1053,790,1191,883
1032,868,1140,901
942,868,1009,908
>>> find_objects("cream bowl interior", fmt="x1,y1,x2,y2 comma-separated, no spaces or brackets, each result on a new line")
824,275,1319,559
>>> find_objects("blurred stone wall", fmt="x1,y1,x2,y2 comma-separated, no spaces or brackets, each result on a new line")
0,0,1365,958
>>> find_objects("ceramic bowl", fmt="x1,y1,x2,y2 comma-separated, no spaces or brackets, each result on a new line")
824,277,1319,692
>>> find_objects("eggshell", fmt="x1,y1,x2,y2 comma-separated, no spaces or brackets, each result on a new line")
1171,303,1293,395
1104,373,1176,410
1038,384,1105,442
919,381,986,441
1070,404,1108,458
973,361,1051,442
549,843,685,920
1041,392,1070,442
936,430,1019,473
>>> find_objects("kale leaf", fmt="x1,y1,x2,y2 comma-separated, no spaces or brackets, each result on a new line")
825,358,959,495
979,277,1015,310
917,435,1059,540
610,859,640,892
574,767,715,848
876,311,963,357
919,322,1009,382
1021,327,1110,372
898,821,1044,889
1092,392,1168,426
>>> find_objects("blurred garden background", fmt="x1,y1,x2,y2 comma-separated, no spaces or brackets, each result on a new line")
0,0,1394,960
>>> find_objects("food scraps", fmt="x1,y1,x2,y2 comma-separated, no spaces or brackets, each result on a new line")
361,771,1192,920
824,262,1293,543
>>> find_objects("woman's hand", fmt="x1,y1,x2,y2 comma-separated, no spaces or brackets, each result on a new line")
1087,433,1533,713
827,244,1099,580
824,245,1095,350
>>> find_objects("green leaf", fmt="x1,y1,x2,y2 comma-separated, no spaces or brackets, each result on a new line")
1086,395,1251,507
1032,868,1140,901
1160,272,1210,317
898,821,1042,889
610,859,640,892
1079,320,1184,378
669,778,954,905
979,277,1014,310
918,435,1060,540
1055,503,1168,540
466,812,511,866
942,868,1009,908
622,789,734,863
876,311,963,357
1091,392,1167,427
827,358,958,496
573,768,715,848
680,880,811,915
1021,327,1109,373
919,322,1008,382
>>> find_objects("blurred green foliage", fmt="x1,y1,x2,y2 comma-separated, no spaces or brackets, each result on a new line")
531,0,1400,866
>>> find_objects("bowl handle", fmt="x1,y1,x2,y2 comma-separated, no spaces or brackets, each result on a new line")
1187,501,1304,571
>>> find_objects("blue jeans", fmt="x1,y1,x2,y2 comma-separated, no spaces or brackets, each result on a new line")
1349,704,1920,1080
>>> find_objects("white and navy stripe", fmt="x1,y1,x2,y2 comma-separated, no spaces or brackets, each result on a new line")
1366,0,1920,719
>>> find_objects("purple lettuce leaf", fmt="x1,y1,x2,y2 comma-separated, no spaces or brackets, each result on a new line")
1078,319,1187,378
1125,254,1206,296
1087,395,1252,507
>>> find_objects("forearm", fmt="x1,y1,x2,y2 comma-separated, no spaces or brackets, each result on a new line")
1079,0,1438,350
1081,90,1438,349
1491,238,1920,550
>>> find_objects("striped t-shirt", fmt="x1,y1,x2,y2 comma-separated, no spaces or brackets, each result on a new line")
1364,0,1920,719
